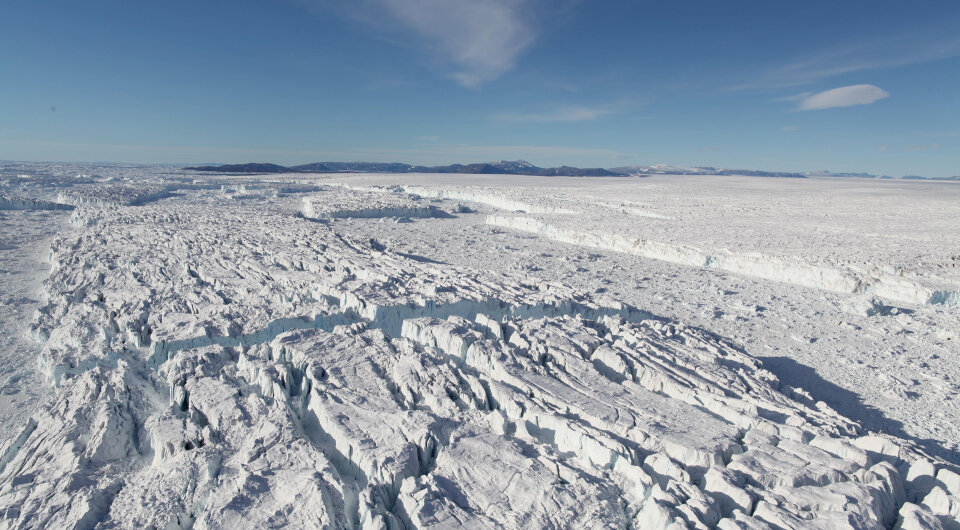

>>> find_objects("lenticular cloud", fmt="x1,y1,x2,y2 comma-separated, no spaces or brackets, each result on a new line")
798,84,890,111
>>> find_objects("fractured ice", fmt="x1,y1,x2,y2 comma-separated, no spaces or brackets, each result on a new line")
300,189,453,221
485,215,960,308
0,167,959,529
0,194,73,211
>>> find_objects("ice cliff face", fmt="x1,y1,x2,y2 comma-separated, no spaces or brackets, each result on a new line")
0,194,73,211
485,215,960,308
400,185,580,215
56,185,172,207
1,200,957,529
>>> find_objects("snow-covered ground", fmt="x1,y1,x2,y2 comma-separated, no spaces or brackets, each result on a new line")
1,162,959,528
0,210,66,441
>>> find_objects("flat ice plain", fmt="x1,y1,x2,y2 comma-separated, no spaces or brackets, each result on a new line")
1,162,959,529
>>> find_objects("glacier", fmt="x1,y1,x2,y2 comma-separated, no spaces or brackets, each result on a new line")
0,162,958,529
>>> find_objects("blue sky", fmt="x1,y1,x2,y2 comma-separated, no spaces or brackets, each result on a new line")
1,1,957,176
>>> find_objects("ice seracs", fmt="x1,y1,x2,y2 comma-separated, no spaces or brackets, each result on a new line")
300,190,450,221
57,184,172,207
0,164,958,528
0,194,73,211
0,196,954,528
485,215,960,307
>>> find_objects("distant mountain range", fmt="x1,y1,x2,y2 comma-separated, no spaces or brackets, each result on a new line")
610,165,808,179
184,160,624,177
183,161,959,181
901,175,960,181
184,163,294,174
804,170,960,181
610,165,960,181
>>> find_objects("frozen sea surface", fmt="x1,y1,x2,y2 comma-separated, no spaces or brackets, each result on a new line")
0,162,958,529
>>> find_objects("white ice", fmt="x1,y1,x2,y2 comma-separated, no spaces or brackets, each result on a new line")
0,162,958,529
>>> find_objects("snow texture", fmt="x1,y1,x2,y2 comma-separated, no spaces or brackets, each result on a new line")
0,162,958,529
300,189,453,221
484,215,959,307
57,185,173,207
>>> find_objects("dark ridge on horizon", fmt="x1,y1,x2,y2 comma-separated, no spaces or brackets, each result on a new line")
184,160,626,177
181,161,960,181
182,163,297,174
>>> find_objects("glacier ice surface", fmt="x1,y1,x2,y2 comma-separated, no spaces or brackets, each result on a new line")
0,163,959,528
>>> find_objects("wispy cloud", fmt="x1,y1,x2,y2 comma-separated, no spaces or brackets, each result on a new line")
494,105,619,123
313,0,558,87
876,144,941,152
905,143,940,151
775,93,811,102
794,84,889,111
731,34,960,90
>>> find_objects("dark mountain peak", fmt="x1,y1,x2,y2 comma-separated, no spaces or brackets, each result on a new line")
490,160,538,171
184,163,293,173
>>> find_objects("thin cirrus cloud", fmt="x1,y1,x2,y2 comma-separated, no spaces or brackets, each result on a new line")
730,34,960,90
494,105,619,123
905,143,940,151
878,144,940,152
794,84,890,111
317,0,543,88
